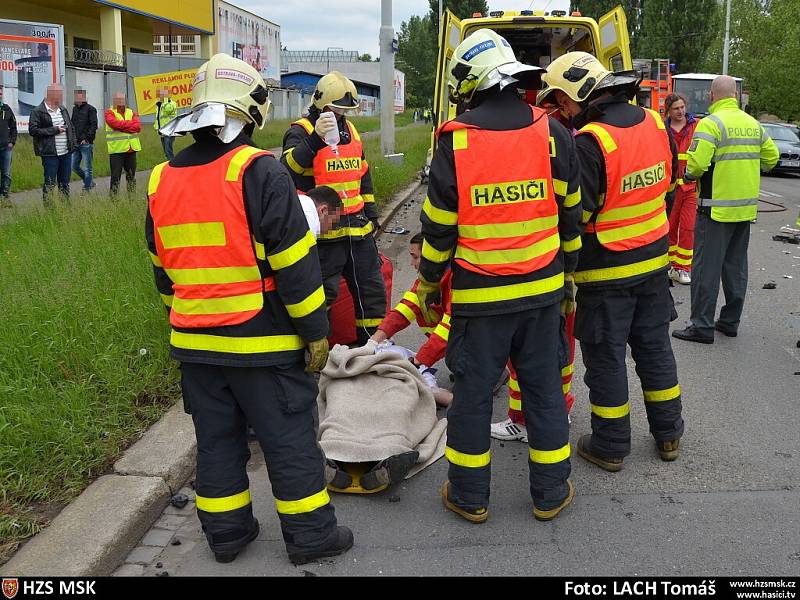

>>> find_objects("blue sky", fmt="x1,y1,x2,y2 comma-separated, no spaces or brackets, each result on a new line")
234,0,570,58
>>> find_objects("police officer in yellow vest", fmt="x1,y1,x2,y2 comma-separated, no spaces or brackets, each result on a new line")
539,52,684,470
146,55,353,565
422,30,583,523
281,72,386,345
104,92,141,196
672,75,779,344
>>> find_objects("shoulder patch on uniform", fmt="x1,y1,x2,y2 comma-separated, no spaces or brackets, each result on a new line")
689,139,700,152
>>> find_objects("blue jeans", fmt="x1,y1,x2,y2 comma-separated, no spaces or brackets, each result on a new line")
0,145,11,197
42,154,72,201
72,143,94,190
160,135,174,161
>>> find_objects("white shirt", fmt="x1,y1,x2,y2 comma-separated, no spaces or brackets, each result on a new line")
298,194,320,238
47,104,68,156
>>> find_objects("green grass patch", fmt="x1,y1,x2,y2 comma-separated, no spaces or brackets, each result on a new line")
8,112,415,193
0,199,180,559
366,123,432,208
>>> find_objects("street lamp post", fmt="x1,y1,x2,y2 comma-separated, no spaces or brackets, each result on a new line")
380,0,395,156
722,0,732,75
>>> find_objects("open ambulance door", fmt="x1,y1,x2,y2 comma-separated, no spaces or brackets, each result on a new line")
432,9,462,148
598,6,632,71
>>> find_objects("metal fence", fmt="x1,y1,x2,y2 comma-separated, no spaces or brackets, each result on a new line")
65,46,125,69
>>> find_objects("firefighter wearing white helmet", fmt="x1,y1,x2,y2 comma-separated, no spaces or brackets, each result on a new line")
147,54,353,565
281,70,386,345
420,28,582,523
538,51,685,472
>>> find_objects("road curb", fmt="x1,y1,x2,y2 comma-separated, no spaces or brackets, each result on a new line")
4,475,171,576
375,179,423,241
4,403,195,576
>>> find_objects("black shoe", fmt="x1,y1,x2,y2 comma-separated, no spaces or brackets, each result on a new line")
714,322,737,337
288,526,354,565
213,518,260,564
324,459,353,490
672,326,714,344
576,434,623,472
360,451,419,491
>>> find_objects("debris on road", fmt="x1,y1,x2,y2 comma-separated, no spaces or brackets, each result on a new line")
763,282,777,289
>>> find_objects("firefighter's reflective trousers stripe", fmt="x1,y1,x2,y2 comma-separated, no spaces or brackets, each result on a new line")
444,303,570,512
181,361,339,555
320,235,387,344
574,273,685,459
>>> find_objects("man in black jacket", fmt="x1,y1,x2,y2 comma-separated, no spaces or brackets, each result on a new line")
71,89,97,192
0,86,17,206
28,84,76,202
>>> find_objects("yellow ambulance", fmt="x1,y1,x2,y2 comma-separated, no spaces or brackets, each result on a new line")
431,6,634,131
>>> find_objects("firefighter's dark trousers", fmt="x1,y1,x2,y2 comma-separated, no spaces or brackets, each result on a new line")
575,273,685,459
444,302,571,512
180,361,339,556
319,235,386,344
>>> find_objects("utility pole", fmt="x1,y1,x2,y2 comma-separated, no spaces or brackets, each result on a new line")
722,0,732,75
379,0,395,156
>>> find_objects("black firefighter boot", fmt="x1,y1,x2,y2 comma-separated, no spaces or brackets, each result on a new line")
288,526,354,565
210,518,260,563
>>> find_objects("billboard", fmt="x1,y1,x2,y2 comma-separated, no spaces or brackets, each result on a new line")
393,69,405,114
91,0,215,34
132,68,197,115
0,19,65,131
216,1,281,85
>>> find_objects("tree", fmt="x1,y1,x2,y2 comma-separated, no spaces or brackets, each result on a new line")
397,14,438,108
428,0,489,33
359,53,373,62
701,0,799,120
638,0,721,72
571,0,644,54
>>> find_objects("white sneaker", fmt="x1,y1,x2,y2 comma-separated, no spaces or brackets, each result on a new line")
490,418,528,442
676,270,691,285
668,267,679,283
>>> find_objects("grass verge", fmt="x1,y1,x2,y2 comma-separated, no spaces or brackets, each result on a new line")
0,121,430,565
7,111,415,193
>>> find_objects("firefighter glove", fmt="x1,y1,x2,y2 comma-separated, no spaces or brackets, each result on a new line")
314,111,337,139
305,337,330,373
561,273,576,316
415,276,441,324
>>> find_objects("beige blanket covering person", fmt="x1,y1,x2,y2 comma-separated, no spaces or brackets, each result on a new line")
317,341,447,477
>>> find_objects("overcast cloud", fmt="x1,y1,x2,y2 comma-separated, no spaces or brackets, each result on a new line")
234,0,570,58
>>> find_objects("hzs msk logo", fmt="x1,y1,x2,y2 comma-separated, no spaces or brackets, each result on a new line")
1,578,18,600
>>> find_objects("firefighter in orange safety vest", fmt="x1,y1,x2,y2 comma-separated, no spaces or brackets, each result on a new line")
146,54,352,566
537,52,684,471
419,29,583,523
281,72,386,345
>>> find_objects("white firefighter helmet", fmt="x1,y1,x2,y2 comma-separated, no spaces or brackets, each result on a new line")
160,54,271,143
312,71,359,112
537,51,639,106
447,29,542,104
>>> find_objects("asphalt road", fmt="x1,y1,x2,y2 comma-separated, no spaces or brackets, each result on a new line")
120,173,800,577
